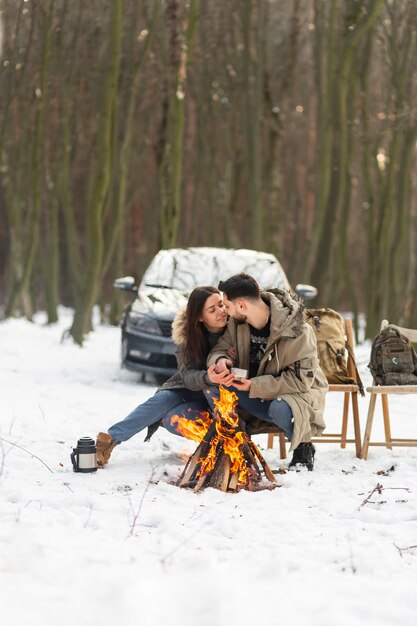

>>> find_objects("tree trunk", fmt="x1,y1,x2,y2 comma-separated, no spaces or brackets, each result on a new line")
241,0,264,250
308,0,384,304
159,0,200,249
70,0,123,344
5,0,55,319
102,1,160,279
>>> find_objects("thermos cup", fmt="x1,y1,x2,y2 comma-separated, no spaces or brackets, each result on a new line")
70,437,97,473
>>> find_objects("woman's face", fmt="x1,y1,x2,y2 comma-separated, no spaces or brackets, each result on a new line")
199,292,227,332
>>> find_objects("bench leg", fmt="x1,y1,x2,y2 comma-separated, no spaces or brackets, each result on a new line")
381,394,392,450
341,392,349,448
362,392,377,460
351,391,362,458
267,433,275,450
279,431,287,459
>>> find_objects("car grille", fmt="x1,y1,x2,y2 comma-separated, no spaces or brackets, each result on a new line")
158,320,173,337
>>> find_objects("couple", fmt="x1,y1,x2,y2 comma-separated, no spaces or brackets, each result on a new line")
96,273,328,471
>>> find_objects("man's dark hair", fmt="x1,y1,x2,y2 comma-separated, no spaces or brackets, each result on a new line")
218,273,260,301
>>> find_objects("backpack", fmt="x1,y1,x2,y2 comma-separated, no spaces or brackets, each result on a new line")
306,308,364,395
368,325,417,386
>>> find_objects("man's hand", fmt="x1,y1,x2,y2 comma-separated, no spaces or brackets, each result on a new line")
207,364,235,386
232,377,252,391
214,358,233,373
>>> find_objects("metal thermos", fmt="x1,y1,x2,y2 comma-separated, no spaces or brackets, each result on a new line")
70,437,97,473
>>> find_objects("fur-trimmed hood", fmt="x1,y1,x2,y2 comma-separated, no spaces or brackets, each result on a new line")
171,308,187,346
262,288,305,339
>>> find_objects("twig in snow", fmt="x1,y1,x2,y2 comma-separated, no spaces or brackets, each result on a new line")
358,483,384,510
358,483,411,511
24,500,43,510
0,436,54,473
0,439,5,481
376,465,396,476
38,404,47,422
8,414,19,435
126,466,156,538
394,543,417,558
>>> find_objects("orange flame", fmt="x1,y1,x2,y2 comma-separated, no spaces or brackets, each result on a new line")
198,435,219,476
213,387,249,483
174,387,253,486
177,386,276,492
170,410,211,442
213,388,239,427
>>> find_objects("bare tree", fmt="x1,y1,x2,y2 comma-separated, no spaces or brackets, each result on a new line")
69,0,123,343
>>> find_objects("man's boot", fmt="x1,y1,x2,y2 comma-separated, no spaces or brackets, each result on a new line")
288,442,315,471
96,432,119,467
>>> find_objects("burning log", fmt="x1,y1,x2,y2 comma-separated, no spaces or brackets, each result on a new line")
174,386,277,492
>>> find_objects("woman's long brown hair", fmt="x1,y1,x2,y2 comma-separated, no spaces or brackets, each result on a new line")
182,286,221,368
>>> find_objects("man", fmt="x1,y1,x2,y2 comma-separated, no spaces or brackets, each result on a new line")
206,273,328,470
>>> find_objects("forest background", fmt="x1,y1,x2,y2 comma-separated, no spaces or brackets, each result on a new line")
0,0,416,343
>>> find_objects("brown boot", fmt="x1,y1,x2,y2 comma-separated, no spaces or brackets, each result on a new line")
96,432,119,467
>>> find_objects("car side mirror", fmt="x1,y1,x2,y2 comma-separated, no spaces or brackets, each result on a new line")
113,276,137,293
295,284,318,301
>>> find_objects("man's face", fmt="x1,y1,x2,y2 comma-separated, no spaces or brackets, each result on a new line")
223,294,247,324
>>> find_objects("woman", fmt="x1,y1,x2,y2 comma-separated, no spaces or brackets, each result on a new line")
96,286,234,466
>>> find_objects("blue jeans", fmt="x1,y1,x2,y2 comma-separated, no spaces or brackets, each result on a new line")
108,389,210,442
204,386,294,440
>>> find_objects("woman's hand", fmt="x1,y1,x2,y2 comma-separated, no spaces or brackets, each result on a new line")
207,364,235,386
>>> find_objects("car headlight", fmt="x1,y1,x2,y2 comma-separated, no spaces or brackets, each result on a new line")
126,311,162,335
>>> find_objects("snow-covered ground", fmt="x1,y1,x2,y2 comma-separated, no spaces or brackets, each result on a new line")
1,309,417,626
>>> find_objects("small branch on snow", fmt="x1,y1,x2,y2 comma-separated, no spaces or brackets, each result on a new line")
0,436,54,473
24,499,43,510
358,483,383,510
358,483,411,511
394,543,417,558
0,438,74,493
8,414,19,435
38,404,47,422
0,439,5,481
126,466,157,538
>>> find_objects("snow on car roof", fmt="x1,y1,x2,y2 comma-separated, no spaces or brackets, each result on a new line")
141,247,290,292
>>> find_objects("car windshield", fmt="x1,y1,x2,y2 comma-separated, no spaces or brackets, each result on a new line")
140,248,289,292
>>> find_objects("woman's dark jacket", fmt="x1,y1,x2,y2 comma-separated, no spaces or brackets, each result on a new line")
159,309,224,391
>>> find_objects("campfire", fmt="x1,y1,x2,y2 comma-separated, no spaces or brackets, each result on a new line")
173,386,277,492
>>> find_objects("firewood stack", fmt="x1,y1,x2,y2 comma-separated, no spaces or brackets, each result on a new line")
175,386,277,492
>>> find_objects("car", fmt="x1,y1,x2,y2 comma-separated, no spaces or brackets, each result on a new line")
113,247,317,381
